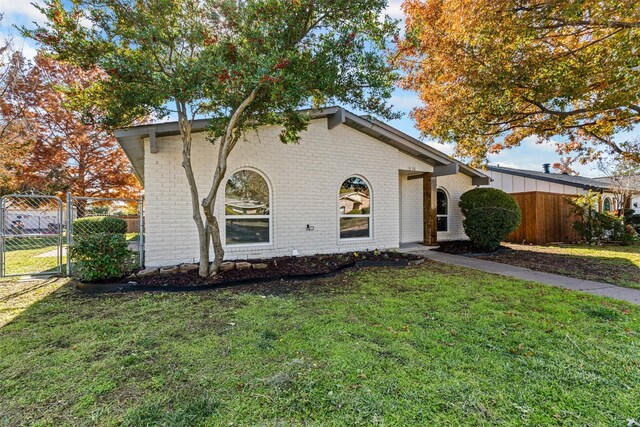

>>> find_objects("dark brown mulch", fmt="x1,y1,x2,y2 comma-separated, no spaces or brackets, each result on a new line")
475,249,639,287
127,251,423,289
434,240,510,255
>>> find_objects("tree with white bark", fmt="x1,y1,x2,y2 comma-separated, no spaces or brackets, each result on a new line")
26,0,399,277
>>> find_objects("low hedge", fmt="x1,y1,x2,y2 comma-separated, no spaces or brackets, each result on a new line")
73,216,127,236
69,233,134,282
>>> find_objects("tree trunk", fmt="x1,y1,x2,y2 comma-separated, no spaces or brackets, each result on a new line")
176,101,210,277
202,88,260,274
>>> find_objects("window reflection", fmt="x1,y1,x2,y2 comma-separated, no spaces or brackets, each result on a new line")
339,176,371,239
225,170,270,244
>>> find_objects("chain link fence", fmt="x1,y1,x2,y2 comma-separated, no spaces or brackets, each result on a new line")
0,193,143,278
0,195,64,277
66,195,144,276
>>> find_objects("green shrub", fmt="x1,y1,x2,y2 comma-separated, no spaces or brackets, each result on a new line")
620,225,638,246
624,209,640,234
73,216,127,236
462,207,521,251
459,188,521,251
70,233,134,281
568,192,615,244
347,209,362,214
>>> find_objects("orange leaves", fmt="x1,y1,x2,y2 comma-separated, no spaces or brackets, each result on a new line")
1,54,141,198
395,0,640,166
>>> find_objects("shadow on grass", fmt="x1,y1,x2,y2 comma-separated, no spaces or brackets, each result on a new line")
1,263,639,426
0,278,69,327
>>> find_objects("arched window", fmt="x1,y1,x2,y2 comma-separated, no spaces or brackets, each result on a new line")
437,188,448,232
603,196,612,213
225,169,270,245
339,176,371,239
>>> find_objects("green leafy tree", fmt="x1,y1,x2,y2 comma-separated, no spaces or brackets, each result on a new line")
26,0,399,277
395,0,640,167
568,191,608,244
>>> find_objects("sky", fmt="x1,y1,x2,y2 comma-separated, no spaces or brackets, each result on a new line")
2,0,637,177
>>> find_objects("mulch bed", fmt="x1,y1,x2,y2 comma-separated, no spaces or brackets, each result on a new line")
77,251,424,293
434,240,511,256
475,248,638,286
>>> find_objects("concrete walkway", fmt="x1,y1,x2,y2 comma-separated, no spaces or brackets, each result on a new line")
402,246,640,305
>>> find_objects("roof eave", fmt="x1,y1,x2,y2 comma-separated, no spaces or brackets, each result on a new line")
486,166,610,192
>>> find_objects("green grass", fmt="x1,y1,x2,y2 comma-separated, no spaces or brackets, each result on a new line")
0,278,69,327
2,237,64,276
1,233,139,277
1,262,639,425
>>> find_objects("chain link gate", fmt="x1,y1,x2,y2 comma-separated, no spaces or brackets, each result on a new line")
0,193,143,278
0,195,64,277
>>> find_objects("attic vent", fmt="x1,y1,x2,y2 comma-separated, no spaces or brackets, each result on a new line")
542,163,551,174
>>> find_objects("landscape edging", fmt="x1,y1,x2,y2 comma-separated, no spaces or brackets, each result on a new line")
75,258,424,294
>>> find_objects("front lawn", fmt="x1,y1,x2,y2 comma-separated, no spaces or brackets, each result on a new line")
477,244,640,289
1,236,64,276
1,262,639,425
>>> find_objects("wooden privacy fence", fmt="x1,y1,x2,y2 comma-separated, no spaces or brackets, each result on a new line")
120,215,140,234
506,191,581,244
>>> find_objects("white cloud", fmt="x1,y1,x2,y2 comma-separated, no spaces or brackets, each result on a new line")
486,137,602,176
426,141,456,156
389,92,420,111
385,0,404,19
0,0,44,60
0,0,46,25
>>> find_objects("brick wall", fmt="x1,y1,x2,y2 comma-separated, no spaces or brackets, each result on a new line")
436,174,473,241
398,173,472,243
142,118,472,266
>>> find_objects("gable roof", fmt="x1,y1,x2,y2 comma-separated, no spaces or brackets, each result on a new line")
115,106,489,185
485,165,613,191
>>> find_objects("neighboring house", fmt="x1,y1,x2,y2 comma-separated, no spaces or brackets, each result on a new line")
484,165,616,244
339,191,370,214
594,175,640,212
115,107,489,267
2,210,60,235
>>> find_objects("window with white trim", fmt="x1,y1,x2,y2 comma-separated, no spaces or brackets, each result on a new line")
225,170,270,245
603,196,612,213
339,176,371,239
437,188,448,232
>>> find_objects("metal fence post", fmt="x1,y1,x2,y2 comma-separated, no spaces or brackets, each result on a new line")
66,192,72,276
138,195,144,268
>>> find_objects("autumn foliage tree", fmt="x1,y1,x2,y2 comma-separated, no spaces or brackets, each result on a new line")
6,54,141,199
395,0,640,167
26,0,399,277
0,16,34,194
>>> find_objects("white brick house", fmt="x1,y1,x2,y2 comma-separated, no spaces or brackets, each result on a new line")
115,107,489,267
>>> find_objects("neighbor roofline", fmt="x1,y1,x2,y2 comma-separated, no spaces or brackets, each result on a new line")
485,165,611,191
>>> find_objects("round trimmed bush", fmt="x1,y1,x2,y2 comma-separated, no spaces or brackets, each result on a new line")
459,188,521,251
73,216,127,236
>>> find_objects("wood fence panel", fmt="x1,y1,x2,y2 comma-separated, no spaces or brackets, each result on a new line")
120,216,140,234
506,192,580,244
